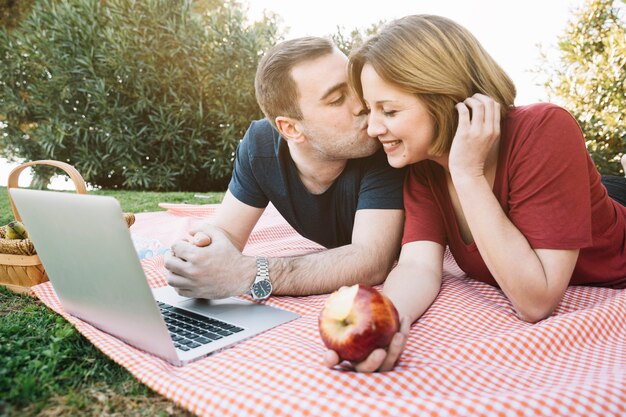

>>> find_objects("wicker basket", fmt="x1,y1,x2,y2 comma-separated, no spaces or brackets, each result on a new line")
0,160,135,294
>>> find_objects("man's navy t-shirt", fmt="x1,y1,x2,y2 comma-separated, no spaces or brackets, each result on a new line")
228,119,405,248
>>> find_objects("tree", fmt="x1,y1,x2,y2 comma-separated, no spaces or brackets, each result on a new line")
331,21,385,56
541,0,626,175
0,0,35,31
0,0,281,190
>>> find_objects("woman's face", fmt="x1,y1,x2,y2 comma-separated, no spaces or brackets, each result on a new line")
361,64,436,168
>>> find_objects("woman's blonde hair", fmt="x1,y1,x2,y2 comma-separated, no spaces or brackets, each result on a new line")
349,15,516,155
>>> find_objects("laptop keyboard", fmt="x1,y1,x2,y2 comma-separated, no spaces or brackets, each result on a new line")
157,302,244,352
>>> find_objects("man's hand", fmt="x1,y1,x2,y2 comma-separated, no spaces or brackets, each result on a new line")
191,231,212,248
322,317,410,373
164,223,255,299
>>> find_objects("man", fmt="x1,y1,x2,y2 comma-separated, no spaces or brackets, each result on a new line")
164,37,406,300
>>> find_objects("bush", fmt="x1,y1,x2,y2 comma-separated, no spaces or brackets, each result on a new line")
541,0,626,175
0,0,281,190
0,0,35,31
331,21,385,57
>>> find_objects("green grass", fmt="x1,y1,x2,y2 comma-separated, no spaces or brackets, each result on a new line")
0,186,223,226
0,186,16,226
0,186,224,416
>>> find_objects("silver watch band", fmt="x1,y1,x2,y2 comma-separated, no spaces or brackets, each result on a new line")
251,256,271,300
255,256,270,283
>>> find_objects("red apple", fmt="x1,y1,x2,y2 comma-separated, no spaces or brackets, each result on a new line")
319,284,400,363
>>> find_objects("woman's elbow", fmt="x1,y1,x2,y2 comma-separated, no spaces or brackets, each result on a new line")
510,273,569,323
515,303,556,323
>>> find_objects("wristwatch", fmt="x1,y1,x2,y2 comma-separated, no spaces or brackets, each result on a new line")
251,256,272,301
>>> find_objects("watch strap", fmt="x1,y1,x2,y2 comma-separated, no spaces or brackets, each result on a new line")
255,256,270,284
251,256,271,301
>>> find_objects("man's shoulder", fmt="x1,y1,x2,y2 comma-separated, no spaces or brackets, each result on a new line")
248,118,277,135
242,119,281,158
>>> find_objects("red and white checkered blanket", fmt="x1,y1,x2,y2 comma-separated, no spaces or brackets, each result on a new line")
32,204,626,417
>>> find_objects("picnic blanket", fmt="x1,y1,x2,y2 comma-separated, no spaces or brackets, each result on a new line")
32,203,626,417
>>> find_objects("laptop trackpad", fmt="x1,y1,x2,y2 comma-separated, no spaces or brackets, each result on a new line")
177,297,261,321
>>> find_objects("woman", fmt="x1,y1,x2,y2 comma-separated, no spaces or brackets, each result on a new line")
323,14,626,373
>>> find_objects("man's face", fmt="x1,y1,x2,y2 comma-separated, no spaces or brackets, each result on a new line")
290,49,381,160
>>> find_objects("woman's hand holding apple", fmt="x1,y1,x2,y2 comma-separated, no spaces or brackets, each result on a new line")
319,284,410,372
322,318,410,373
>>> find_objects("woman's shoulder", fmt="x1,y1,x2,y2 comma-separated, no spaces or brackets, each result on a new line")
503,102,586,155
507,102,576,126
504,103,581,146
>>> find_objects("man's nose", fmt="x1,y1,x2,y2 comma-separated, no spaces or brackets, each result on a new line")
348,92,367,116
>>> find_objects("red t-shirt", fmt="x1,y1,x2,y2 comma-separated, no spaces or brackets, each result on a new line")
402,103,626,288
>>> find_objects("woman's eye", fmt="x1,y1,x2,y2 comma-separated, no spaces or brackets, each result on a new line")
330,95,346,106
383,110,397,117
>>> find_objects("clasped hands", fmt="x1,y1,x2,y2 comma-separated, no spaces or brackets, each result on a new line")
164,223,254,299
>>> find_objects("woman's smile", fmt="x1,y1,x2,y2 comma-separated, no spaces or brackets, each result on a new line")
380,139,402,153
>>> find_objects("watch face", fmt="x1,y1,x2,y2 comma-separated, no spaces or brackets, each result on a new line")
252,280,272,299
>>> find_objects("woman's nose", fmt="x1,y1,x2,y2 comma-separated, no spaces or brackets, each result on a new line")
367,113,385,138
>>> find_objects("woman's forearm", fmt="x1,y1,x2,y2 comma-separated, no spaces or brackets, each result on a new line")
382,242,443,324
453,174,570,321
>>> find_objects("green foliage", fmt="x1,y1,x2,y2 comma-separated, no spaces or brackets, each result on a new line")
0,0,35,31
0,0,281,190
331,21,385,56
196,1,281,180
542,0,626,175
0,186,13,226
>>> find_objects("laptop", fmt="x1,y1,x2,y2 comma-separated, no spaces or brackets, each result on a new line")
9,188,300,366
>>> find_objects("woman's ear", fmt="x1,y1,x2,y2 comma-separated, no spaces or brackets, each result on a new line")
275,116,305,144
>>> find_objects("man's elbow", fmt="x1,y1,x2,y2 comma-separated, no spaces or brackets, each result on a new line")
355,256,394,286
364,267,389,286
352,241,400,286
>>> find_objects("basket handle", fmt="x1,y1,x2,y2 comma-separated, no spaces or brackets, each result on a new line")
7,160,88,221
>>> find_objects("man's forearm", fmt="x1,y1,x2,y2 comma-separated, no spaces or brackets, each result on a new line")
267,243,398,296
181,207,404,299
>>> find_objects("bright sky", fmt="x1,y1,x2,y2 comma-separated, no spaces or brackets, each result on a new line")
0,0,603,188
248,0,589,105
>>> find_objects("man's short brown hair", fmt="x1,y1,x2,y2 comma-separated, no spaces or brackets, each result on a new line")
255,37,334,128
